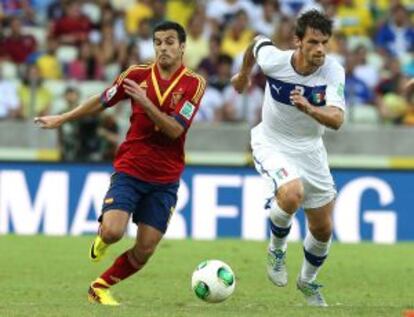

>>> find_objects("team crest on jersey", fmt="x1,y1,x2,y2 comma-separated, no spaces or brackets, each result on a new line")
180,101,195,119
106,85,117,101
312,91,326,104
170,91,184,108
275,168,288,180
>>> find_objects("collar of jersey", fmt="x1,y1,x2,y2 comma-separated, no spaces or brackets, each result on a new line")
151,63,187,106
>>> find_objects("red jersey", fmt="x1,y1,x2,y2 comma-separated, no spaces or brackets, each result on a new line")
100,63,206,183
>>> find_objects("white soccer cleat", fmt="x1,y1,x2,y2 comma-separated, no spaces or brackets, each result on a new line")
266,248,288,287
296,277,328,307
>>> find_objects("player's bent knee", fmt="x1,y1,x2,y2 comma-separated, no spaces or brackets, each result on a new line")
277,179,304,212
100,226,124,244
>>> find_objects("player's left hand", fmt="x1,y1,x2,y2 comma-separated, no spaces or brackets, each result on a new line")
123,78,149,107
290,89,312,114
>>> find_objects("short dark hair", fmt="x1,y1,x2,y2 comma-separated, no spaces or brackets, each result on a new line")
295,10,333,39
152,21,186,43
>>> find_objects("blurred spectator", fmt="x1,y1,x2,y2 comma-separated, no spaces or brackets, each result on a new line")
375,4,414,59
279,0,310,17
220,83,263,126
194,68,223,123
221,10,254,59
375,57,404,96
209,54,233,92
344,53,374,108
149,0,167,30
67,42,104,80
377,75,409,123
59,86,119,161
402,78,414,125
31,0,55,24
125,0,153,35
272,16,295,50
0,65,19,119
184,13,209,70
135,18,155,63
206,0,256,27
96,23,127,67
2,16,37,64
336,0,373,37
166,0,196,27
328,32,348,65
47,0,65,21
122,42,141,70
50,1,92,46
375,58,409,123
198,35,222,78
36,38,62,79
352,44,380,89
0,0,35,24
17,64,52,118
252,0,281,38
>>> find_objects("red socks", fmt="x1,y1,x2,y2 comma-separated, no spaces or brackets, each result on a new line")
94,251,139,288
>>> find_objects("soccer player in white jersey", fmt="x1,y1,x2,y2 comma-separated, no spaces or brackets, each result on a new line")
232,10,346,307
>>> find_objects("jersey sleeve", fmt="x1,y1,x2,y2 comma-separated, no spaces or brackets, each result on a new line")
171,75,206,129
325,62,346,111
100,66,144,108
252,36,283,75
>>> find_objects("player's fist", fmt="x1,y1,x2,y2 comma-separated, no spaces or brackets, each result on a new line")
123,78,148,106
231,73,250,94
34,115,64,129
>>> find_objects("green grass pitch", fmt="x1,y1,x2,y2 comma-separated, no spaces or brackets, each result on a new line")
0,235,413,317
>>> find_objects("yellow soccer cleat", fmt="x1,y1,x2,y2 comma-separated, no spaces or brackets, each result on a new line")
88,279,120,306
89,235,109,262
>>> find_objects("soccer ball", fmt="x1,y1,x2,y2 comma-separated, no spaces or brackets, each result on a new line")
191,259,236,303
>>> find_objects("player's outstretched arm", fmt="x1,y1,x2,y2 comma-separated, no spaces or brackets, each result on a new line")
34,94,103,129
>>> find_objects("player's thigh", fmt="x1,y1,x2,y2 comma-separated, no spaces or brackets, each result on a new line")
305,199,335,240
252,144,301,200
296,146,336,210
133,181,179,235
100,172,144,235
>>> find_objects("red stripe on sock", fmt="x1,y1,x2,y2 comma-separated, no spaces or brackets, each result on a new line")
99,251,139,287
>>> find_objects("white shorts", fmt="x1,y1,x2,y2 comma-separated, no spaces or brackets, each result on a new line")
251,136,336,209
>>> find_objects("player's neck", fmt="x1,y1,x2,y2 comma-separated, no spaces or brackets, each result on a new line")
291,51,319,76
156,62,183,80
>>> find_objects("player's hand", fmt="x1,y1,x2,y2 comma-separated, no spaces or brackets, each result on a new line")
123,78,149,106
290,89,312,114
34,115,65,129
231,73,251,94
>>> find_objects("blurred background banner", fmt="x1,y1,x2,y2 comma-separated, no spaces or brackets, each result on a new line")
0,162,411,243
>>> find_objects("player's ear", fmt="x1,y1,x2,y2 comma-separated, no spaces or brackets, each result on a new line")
293,35,301,49
180,42,185,55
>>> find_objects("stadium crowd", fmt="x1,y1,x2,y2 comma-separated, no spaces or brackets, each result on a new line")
1,0,414,160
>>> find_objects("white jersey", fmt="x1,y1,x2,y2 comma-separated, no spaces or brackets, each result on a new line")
252,37,346,152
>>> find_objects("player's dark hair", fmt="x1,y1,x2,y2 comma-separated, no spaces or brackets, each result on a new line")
153,21,186,43
295,10,333,39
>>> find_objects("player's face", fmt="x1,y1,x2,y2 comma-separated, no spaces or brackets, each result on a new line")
153,30,185,68
297,27,330,68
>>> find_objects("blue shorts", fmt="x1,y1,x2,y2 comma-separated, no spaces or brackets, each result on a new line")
101,172,179,233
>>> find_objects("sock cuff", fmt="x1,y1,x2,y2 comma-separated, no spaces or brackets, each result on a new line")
269,199,293,227
304,231,331,256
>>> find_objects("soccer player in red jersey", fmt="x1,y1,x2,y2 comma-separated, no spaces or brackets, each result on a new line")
34,21,206,305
